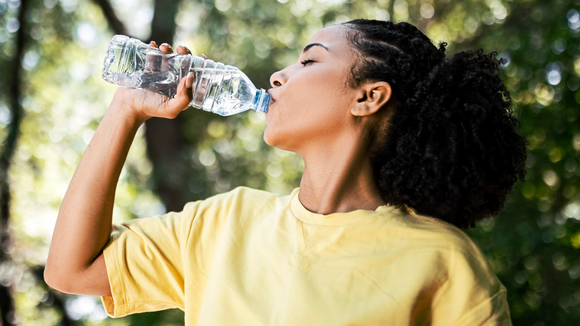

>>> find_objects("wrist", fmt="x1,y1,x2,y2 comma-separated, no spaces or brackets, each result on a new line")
107,98,149,127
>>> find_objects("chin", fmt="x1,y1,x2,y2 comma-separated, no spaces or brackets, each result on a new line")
263,127,293,152
263,126,277,147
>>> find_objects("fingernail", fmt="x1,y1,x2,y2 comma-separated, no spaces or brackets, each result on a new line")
180,45,191,52
161,43,172,48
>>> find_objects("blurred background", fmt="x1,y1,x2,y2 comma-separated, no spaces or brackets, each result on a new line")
0,0,579,324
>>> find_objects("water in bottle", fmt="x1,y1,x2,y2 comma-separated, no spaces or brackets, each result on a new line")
101,35,269,116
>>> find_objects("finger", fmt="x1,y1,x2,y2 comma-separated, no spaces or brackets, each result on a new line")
159,43,173,53
195,75,209,104
165,77,193,117
177,45,191,55
146,41,160,73
185,72,195,89
176,46,193,76
158,43,174,75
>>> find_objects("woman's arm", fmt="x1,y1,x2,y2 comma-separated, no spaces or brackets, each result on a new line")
44,43,194,295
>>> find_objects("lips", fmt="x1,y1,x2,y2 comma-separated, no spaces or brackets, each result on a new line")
268,89,276,107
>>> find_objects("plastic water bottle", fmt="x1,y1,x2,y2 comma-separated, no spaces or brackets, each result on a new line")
101,35,269,116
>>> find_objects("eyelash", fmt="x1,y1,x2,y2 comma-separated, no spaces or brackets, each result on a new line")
300,59,314,66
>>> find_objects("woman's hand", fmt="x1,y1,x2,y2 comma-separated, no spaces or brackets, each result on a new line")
111,42,196,122
45,41,209,296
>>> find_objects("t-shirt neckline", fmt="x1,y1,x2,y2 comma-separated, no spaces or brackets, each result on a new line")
289,188,395,226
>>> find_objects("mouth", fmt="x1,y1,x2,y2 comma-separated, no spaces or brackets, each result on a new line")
268,89,276,107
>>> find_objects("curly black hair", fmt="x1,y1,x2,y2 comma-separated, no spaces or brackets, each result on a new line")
342,19,528,229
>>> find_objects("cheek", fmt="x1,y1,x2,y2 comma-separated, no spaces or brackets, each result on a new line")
263,69,352,149
297,83,351,130
289,77,348,118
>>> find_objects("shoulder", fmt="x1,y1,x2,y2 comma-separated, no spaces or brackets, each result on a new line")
374,207,499,284
378,209,508,323
179,187,296,227
190,186,295,211
399,210,504,293
384,207,486,255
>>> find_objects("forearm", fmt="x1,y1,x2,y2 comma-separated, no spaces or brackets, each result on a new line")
45,101,145,286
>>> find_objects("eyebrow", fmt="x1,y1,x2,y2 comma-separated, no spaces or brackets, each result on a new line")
302,43,329,53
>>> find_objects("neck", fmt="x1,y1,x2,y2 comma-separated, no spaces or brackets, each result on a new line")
296,134,385,215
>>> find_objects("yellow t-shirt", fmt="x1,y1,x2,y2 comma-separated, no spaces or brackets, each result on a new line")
101,187,512,325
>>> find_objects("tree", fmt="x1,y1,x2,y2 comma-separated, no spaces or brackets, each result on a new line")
460,0,580,324
0,0,27,321
1,0,578,324
0,0,82,324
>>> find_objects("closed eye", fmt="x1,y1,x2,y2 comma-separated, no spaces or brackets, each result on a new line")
300,59,315,66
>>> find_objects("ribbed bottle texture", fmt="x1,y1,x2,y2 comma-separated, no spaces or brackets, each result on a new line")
102,35,269,116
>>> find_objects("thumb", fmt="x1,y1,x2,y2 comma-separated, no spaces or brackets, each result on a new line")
164,75,194,118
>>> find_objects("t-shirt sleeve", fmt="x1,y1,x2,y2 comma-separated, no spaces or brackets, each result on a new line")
431,233,513,326
100,201,199,317
449,288,512,326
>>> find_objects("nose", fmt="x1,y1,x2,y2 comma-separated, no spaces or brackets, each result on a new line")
270,68,288,88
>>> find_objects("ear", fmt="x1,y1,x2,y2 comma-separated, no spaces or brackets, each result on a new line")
351,82,392,117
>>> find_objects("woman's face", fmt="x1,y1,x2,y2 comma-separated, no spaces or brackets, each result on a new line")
265,25,361,154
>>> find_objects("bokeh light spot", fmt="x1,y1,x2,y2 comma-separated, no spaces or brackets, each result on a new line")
76,22,96,46
199,149,216,166
216,0,231,11
547,70,562,85
420,4,434,19
571,232,580,249
543,170,559,188
564,202,580,220
65,296,96,320
6,17,20,33
22,51,39,70
551,39,567,54
568,9,580,30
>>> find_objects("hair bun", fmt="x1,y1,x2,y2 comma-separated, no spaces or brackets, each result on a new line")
343,20,527,228
379,49,527,228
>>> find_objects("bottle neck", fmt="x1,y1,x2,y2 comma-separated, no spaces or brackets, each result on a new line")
253,89,270,113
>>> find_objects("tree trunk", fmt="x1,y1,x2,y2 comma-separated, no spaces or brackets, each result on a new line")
94,0,187,213
143,0,187,213
93,0,128,36
0,0,28,323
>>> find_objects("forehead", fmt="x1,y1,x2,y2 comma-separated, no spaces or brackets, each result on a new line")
304,25,352,56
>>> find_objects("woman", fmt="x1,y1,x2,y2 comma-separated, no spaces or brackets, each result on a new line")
45,19,526,325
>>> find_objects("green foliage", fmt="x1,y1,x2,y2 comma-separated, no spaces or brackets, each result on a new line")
1,0,579,324
459,0,580,324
